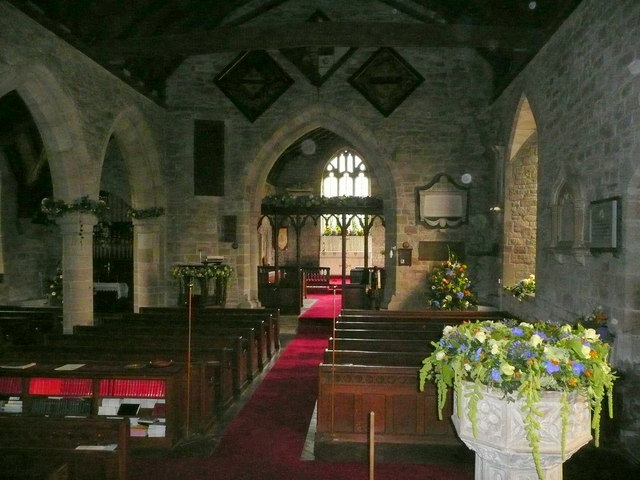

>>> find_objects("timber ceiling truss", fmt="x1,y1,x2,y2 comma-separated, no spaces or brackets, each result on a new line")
8,0,584,102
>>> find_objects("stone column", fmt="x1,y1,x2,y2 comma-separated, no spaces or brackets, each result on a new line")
59,212,97,334
132,217,165,311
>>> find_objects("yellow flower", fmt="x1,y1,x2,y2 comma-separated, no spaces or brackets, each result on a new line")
501,363,515,376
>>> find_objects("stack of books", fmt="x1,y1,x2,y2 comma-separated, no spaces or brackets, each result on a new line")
0,396,23,413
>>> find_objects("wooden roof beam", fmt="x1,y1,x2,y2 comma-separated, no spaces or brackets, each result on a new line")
93,21,546,59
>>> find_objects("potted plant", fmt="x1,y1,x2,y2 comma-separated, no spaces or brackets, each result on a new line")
426,252,476,310
419,319,616,479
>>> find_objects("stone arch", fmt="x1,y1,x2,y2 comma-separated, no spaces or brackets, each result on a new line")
101,106,166,210
242,104,397,304
549,169,587,251
0,63,96,200
502,94,538,288
100,107,167,310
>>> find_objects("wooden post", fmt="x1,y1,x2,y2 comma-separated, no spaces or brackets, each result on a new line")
369,411,375,480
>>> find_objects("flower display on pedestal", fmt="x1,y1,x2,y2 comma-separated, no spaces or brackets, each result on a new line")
426,252,476,310
419,319,616,479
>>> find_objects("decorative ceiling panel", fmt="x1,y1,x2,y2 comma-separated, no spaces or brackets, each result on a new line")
215,50,294,122
349,47,424,117
280,10,356,87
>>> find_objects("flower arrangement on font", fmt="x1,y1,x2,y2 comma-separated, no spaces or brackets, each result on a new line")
505,274,536,300
419,319,616,479
579,305,614,343
427,253,476,310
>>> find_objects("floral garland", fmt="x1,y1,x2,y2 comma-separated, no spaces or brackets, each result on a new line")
426,252,476,310
127,207,165,219
41,196,107,219
171,264,233,281
419,319,616,479
262,194,382,209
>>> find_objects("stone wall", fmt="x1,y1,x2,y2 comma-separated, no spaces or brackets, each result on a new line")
164,0,497,310
0,2,166,313
490,0,640,460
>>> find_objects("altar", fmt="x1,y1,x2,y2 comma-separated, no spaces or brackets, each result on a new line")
93,282,129,299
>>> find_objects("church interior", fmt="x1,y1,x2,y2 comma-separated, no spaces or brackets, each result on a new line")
1,0,640,478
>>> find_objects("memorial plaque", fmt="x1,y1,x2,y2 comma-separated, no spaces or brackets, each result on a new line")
418,242,465,261
589,197,620,252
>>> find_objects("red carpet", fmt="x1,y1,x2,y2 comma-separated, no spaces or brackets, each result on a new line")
299,293,342,319
130,334,473,479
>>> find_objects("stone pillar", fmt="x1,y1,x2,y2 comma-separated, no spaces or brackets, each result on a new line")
59,212,97,334
132,217,165,311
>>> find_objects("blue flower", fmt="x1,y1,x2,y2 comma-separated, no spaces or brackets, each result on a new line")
491,368,501,382
456,291,465,299
511,327,524,337
474,347,482,361
572,362,586,375
545,360,560,374
433,300,440,308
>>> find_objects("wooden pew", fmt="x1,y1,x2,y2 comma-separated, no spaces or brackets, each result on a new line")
0,347,227,430
0,310,63,345
0,416,129,480
340,308,507,319
327,338,433,353
76,323,260,377
315,362,460,462
138,306,281,352
323,348,429,366
84,320,263,374
46,332,250,396
315,311,491,462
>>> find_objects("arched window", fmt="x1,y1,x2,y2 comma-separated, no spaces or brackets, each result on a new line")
321,149,370,235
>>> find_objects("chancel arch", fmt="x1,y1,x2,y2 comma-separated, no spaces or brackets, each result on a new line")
246,104,397,307
502,95,538,288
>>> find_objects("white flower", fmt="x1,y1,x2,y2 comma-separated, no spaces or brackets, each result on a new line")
474,330,487,343
581,344,592,358
435,350,446,361
530,334,543,348
583,328,599,341
488,339,501,355
443,325,455,336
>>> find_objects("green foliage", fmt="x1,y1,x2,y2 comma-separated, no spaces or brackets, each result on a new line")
419,319,617,479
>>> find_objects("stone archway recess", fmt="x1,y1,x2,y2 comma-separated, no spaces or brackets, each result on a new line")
242,104,398,307
101,107,167,311
502,95,538,288
0,63,98,331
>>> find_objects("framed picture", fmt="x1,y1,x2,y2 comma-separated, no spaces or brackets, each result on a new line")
589,196,621,253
